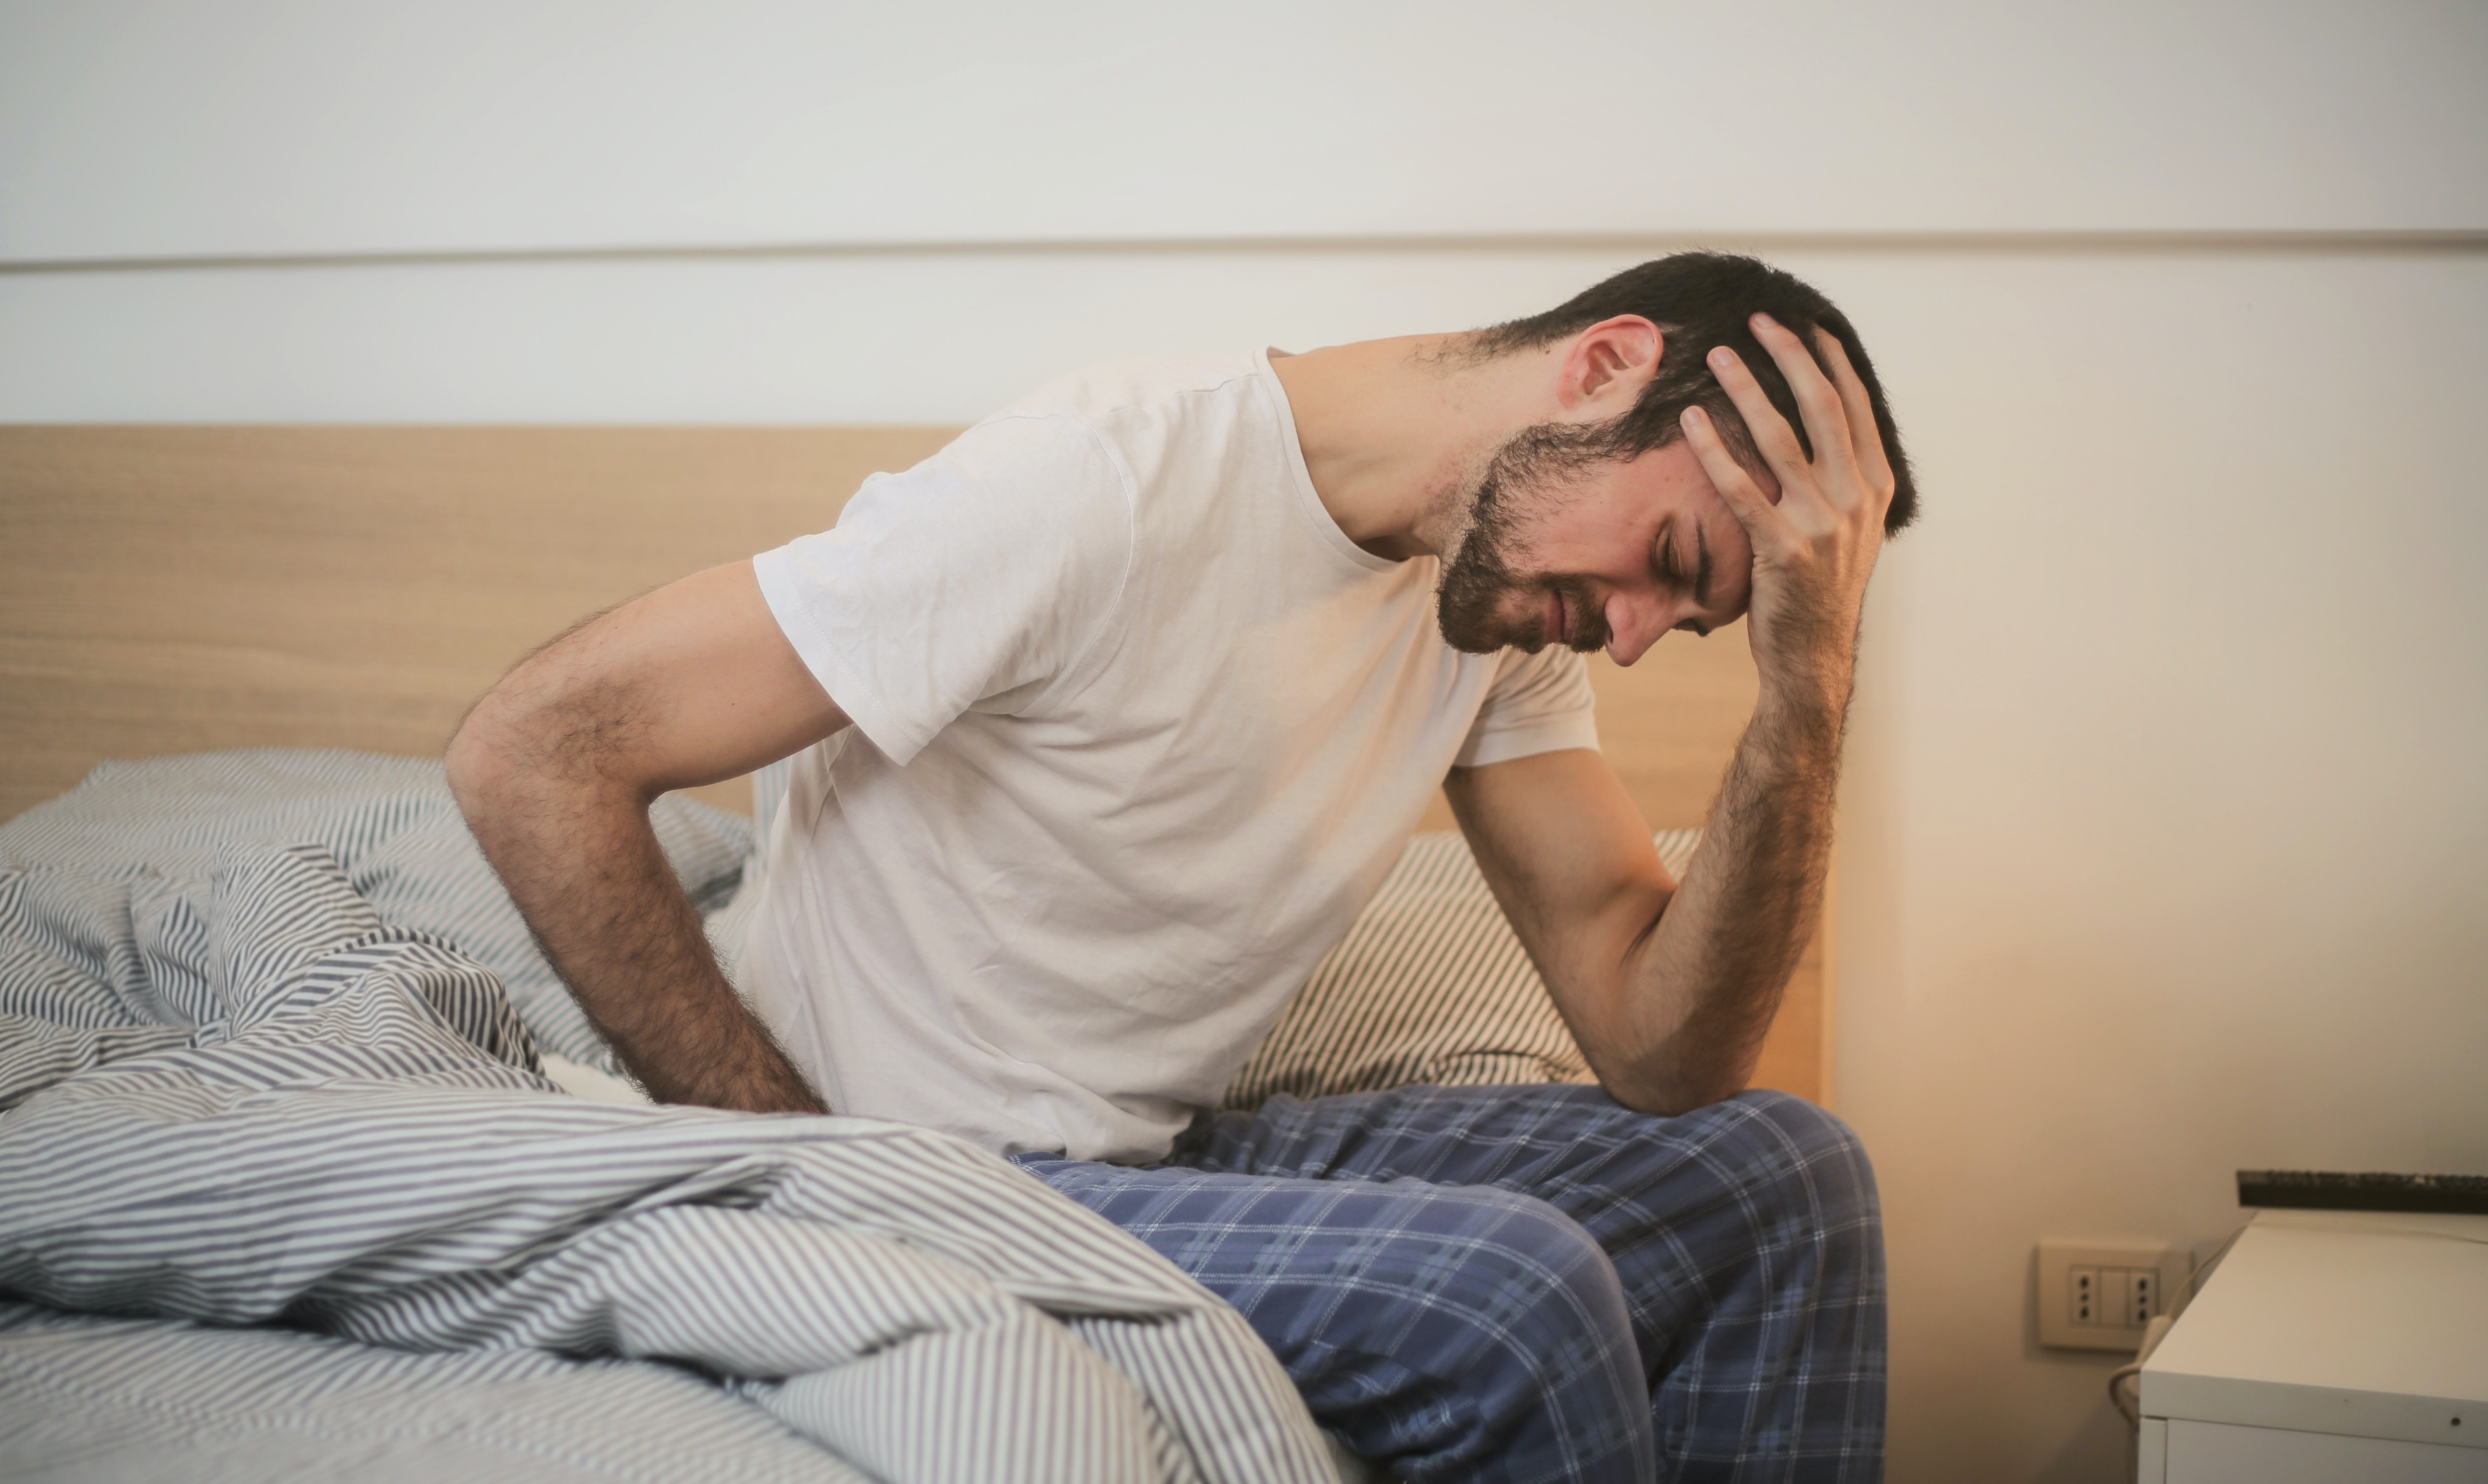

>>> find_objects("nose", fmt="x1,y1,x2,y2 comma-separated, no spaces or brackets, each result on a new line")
1602,592,1670,667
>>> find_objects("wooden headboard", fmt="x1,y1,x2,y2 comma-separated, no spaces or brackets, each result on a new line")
0,427,1828,1103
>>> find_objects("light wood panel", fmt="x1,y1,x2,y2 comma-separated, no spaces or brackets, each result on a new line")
0,425,1826,1103
0,426,954,820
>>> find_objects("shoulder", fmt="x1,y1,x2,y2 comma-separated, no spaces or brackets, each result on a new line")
892,351,1266,514
770,411,1141,638
839,407,1134,553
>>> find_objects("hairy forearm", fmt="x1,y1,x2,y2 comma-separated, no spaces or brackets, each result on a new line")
452,755,826,1115
1607,671,1849,1112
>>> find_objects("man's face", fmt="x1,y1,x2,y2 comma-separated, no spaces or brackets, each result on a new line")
1436,430,1759,665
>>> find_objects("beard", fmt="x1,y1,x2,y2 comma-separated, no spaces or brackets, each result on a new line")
1435,422,1617,655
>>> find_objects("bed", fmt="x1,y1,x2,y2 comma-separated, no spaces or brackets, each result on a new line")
0,426,1835,1481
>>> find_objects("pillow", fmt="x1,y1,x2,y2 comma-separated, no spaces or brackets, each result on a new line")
1220,827,1701,1110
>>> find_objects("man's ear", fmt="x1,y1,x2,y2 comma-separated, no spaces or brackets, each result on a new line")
1558,315,1664,418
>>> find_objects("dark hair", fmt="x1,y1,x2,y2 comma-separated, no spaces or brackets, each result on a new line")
1472,253,1918,535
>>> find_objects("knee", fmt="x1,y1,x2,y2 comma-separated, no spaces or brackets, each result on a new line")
1346,1184,1635,1373
1731,1090,1879,1226
1277,1188,1650,1479
1453,1186,1626,1327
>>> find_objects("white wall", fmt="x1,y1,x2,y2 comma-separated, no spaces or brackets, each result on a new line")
5,6,2485,1482
7,0,2483,260
1818,246,2488,1481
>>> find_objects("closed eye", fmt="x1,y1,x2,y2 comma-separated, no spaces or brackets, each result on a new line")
1653,517,1690,591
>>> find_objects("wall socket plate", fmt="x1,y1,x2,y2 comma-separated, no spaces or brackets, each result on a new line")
2035,1241,2182,1351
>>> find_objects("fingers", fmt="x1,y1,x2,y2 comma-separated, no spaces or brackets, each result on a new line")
1809,330,1895,497
1701,341,1814,486
1679,404,1783,539
1747,315,1857,473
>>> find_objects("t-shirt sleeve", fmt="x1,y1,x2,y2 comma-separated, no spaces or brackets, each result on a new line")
1453,644,1601,769
750,415,1134,766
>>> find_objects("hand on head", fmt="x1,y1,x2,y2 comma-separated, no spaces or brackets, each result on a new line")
1678,315,1898,692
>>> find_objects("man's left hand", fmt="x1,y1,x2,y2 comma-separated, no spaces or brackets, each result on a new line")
1679,314,1897,706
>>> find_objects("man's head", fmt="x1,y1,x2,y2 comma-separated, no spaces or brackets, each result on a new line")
1433,253,1916,660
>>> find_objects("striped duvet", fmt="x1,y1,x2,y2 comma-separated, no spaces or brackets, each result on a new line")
0,758,1336,1483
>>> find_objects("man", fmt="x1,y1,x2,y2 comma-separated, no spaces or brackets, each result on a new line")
449,252,1916,1483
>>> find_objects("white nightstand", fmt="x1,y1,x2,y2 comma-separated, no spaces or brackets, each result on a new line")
2138,1208,2488,1483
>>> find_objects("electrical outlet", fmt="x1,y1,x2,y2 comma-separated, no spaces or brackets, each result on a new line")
2035,1241,2177,1351
2121,1267,2156,1329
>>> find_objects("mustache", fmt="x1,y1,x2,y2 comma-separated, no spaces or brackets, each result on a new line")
1543,577,1611,652
1437,537,1611,655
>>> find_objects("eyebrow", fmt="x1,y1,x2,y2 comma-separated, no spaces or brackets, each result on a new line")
1693,521,1714,607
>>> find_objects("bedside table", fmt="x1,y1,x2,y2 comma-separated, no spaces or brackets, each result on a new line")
2138,1208,2488,1482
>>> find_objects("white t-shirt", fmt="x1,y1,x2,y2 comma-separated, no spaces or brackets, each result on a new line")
743,350,1597,1162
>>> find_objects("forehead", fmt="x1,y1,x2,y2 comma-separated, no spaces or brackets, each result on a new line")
1624,438,1721,499
1590,440,1758,614
1613,435,1780,505
1584,438,1736,535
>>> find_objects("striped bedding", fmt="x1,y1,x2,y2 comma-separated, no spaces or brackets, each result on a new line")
0,748,743,1075
0,769,1338,1483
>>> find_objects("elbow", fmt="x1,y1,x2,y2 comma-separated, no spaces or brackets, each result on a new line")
443,688,526,824
1606,1077,1749,1120
445,668,583,823
1593,1040,1755,1119
445,668,654,827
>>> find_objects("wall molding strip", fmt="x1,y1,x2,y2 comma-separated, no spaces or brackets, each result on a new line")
5,228,2485,276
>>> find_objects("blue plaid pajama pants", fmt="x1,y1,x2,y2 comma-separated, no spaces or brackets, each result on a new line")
1014,1084,1884,1484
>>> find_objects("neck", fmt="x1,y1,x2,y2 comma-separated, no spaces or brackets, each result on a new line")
1268,334,1554,561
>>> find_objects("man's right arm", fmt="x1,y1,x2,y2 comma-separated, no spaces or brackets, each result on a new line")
445,559,848,1114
